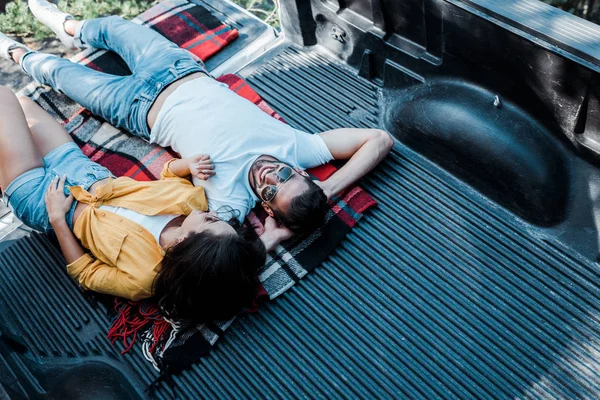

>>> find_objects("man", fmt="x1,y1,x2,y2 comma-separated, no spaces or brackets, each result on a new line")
0,0,393,236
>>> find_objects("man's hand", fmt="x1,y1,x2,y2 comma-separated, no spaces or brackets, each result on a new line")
260,216,294,252
169,154,215,180
314,179,333,200
188,154,216,181
44,175,73,226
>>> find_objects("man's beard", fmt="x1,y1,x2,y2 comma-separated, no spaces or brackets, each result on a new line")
250,158,275,186
251,158,271,174
249,158,270,196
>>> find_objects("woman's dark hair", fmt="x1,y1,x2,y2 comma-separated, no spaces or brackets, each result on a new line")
153,222,266,323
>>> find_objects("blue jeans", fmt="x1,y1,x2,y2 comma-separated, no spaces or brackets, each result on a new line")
4,142,113,233
20,16,208,140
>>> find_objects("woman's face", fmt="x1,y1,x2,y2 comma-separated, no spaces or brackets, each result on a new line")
178,210,236,240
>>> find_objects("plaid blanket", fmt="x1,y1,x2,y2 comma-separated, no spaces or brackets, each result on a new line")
20,0,376,374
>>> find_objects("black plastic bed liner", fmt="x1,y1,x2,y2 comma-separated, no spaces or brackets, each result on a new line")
2,42,600,399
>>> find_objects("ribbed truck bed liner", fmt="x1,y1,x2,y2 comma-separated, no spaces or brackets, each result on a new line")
1,45,600,399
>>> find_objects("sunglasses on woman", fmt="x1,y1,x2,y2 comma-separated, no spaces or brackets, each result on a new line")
261,166,294,202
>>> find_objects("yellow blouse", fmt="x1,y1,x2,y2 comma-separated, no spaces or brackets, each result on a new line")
66,159,208,301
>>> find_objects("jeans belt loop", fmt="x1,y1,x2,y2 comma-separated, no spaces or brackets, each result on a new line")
139,92,154,101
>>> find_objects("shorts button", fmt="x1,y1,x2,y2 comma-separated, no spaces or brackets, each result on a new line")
157,83,162,89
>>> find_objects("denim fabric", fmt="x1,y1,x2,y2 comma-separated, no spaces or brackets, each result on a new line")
4,142,113,232
20,16,207,139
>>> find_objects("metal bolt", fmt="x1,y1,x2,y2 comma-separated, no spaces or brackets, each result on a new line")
494,95,502,108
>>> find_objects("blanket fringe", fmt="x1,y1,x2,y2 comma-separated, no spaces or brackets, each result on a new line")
107,298,171,354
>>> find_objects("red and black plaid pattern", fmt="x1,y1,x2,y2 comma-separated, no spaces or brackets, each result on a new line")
136,0,238,61
18,0,376,373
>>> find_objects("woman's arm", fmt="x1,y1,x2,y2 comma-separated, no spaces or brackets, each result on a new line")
168,154,215,180
45,175,85,263
51,218,86,263
67,254,155,301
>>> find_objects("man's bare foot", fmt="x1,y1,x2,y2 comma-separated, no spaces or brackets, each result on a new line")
63,19,80,37
10,47,27,64
0,32,31,62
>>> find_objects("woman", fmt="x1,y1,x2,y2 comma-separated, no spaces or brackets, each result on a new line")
0,87,286,323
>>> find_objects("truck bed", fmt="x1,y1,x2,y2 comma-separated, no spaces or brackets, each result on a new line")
2,1,600,398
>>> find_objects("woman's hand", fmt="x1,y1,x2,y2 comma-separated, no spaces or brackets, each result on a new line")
188,154,215,181
259,216,294,252
169,154,215,180
262,216,294,251
44,175,73,226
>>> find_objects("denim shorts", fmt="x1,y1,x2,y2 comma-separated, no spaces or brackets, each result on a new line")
3,142,113,233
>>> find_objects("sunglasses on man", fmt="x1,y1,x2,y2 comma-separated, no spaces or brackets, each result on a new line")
261,166,294,202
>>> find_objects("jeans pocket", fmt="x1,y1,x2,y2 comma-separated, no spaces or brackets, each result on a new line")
66,163,111,194
85,164,112,184
170,58,205,80
128,94,151,140
86,163,109,176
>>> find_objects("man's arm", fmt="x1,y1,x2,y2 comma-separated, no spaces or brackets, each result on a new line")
317,128,393,198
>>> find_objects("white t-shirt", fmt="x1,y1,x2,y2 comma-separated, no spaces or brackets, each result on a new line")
99,205,179,245
150,77,333,221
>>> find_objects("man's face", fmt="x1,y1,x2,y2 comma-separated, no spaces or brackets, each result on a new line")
249,156,311,217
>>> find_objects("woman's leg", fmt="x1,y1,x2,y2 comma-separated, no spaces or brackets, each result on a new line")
0,86,43,190
17,96,73,157
1,89,113,232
